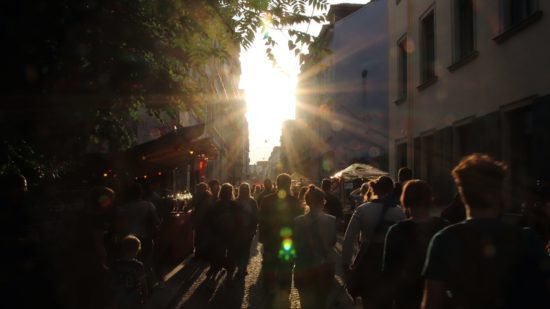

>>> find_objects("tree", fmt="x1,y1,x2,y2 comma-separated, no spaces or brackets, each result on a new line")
0,0,327,180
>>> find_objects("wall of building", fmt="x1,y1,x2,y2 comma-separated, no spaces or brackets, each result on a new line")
388,0,550,205
297,0,390,181
326,0,389,170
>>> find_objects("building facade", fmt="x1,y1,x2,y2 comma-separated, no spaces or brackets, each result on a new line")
297,0,390,181
388,0,550,206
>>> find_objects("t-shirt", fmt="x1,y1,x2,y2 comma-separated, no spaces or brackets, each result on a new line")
423,218,549,309
382,217,449,309
342,198,405,266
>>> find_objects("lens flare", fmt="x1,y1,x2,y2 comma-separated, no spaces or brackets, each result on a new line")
283,239,293,251
279,227,292,238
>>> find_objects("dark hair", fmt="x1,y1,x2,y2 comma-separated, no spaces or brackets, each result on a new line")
126,182,143,201
208,179,220,188
452,153,507,210
89,186,115,209
195,182,209,194
305,185,325,208
276,173,292,191
321,178,331,191
263,178,272,187
401,180,432,209
0,173,26,192
121,234,141,257
237,182,251,199
398,167,413,183
219,183,234,202
369,176,394,197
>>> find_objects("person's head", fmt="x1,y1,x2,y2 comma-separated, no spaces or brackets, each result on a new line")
219,183,234,202
305,185,325,210
276,173,292,192
238,182,251,199
121,234,141,259
321,178,332,192
397,167,413,183
369,176,394,199
89,186,115,214
208,180,220,197
126,182,143,202
194,182,211,199
263,178,273,191
452,154,507,216
0,173,28,202
401,180,432,211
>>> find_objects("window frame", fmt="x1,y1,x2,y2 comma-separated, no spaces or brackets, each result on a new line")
418,6,438,89
396,34,408,103
494,0,542,43
452,0,477,61
501,0,539,31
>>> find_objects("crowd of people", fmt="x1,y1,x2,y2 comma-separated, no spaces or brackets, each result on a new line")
188,153,548,309
1,152,549,308
0,176,163,308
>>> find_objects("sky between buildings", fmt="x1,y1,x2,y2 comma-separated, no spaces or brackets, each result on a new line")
240,0,369,164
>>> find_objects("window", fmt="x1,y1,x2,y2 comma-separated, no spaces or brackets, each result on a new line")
397,36,408,100
453,0,475,61
420,11,436,82
502,0,538,30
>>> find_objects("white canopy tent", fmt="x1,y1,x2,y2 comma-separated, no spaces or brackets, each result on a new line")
332,163,388,181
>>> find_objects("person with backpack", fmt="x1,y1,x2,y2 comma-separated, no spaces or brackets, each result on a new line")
293,185,337,309
422,154,549,309
342,176,405,308
382,180,449,309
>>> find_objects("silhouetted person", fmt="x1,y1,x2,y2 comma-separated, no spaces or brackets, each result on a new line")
392,167,412,205
63,186,116,308
189,182,213,260
234,182,258,277
259,173,302,308
383,180,449,309
422,154,549,309
342,176,405,308
293,185,336,309
116,183,160,290
257,178,274,206
322,178,343,219
0,173,57,307
111,234,148,308
440,193,466,224
205,183,245,286
208,179,221,203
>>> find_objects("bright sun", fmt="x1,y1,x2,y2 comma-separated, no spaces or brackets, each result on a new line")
240,39,297,163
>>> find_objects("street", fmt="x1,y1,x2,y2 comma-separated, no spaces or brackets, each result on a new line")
156,235,360,309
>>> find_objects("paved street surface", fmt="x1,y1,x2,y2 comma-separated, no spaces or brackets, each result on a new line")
161,235,361,309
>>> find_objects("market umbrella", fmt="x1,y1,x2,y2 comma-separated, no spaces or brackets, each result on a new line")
332,163,388,181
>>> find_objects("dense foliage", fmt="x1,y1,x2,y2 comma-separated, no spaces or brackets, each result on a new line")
0,0,327,179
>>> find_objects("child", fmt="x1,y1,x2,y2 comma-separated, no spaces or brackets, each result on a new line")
111,235,148,308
